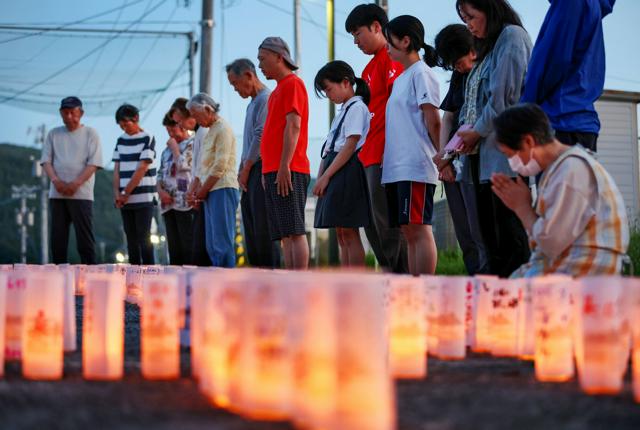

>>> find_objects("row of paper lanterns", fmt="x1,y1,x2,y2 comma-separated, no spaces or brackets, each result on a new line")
1,264,639,430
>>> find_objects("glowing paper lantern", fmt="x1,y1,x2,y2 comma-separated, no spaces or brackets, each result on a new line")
516,279,535,360
290,275,337,430
125,266,143,304
473,275,498,353
74,265,87,296
387,275,427,379
435,277,468,360
622,279,640,403
464,276,476,348
532,276,574,382
5,269,27,361
83,273,124,380
21,272,65,380
490,279,522,357
0,272,7,377
575,277,626,395
331,274,395,430
424,276,440,355
236,274,293,421
141,274,180,380
60,266,77,352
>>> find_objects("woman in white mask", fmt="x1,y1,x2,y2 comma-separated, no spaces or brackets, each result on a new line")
491,104,629,277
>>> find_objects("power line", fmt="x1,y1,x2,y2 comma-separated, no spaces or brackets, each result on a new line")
0,0,147,45
255,0,349,39
0,0,168,104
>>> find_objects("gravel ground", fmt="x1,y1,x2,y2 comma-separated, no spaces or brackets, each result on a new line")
0,299,638,430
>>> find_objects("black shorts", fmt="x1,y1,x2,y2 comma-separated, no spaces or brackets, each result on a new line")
386,181,435,226
263,171,310,241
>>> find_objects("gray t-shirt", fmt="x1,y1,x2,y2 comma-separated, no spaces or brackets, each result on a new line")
241,88,270,167
40,125,103,201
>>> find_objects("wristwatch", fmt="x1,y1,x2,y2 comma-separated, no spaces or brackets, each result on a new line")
120,190,129,197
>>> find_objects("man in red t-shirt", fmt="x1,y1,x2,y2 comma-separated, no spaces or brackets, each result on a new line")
346,4,408,273
258,36,310,270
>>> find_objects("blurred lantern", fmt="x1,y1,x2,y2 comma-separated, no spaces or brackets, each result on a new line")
516,279,535,360
575,277,627,395
473,275,498,353
424,276,440,356
74,265,87,296
532,276,574,382
5,268,27,361
141,274,180,380
331,274,395,430
387,275,427,379
60,266,77,352
21,272,64,380
0,272,7,377
83,273,124,380
490,279,522,357
435,277,468,360
125,266,143,304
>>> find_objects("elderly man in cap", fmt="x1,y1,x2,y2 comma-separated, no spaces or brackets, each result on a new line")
257,37,310,270
40,96,103,264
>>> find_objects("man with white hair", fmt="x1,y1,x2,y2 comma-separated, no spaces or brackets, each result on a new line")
226,58,281,268
187,93,240,268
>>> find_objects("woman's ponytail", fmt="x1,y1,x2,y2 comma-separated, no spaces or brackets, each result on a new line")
422,42,439,68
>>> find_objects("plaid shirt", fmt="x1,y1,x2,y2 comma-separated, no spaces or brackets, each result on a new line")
512,147,629,278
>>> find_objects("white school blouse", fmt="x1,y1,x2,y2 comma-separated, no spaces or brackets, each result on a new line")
322,95,371,157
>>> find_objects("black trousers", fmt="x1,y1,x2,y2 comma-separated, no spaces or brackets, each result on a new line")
163,209,194,266
191,206,212,266
120,206,155,265
50,198,97,264
555,131,598,152
470,156,530,278
241,161,281,268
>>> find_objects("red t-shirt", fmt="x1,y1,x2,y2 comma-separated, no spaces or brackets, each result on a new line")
359,49,403,167
260,73,310,174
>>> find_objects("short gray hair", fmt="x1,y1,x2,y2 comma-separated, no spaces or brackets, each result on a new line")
186,92,220,113
225,58,256,77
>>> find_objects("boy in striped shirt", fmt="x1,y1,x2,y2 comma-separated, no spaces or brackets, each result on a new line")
112,104,157,265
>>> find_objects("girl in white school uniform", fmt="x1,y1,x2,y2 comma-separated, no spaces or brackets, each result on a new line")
383,15,441,275
313,60,372,266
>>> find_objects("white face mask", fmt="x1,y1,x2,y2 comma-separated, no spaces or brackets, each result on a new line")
508,148,542,177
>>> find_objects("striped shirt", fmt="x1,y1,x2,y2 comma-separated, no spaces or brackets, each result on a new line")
112,131,157,209
511,146,629,278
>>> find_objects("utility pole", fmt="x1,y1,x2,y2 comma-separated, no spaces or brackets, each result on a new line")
376,0,389,14
200,0,214,94
11,185,37,264
293,0,301,71
29,124,49,264
326,0,339,266
188,31,197,97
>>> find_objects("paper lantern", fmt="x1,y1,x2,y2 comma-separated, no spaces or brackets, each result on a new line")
0,273,7,377
575,277,627,394
60,267,77,352
290,274,337,430
473,275,498,353
74,265,87,296
464,276,476,348
141,274,180,380
331,273,395,430
435,277,468,360
21,272,65,380
125,266,143,304
531,276,574,382
516,279,535,360
387,275,427,379
624,279,640,403
424,276,440,356
83,273,124,380
5,270,27,361
490,279,523,357
236,274,293,421
189,272,211,381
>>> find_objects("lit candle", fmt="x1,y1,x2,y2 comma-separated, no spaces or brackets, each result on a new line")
387,275,427,379
0,272,7,377
141,274,180,380
435,277,468,360
532,276,574,382
473,275,498,353
83,273,124,380
331,273,395,430
490,279,522,357
5,269,27,361
21,272,64,380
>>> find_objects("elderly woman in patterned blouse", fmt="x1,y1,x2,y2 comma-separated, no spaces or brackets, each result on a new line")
491,104,629,278
187,93,240,268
